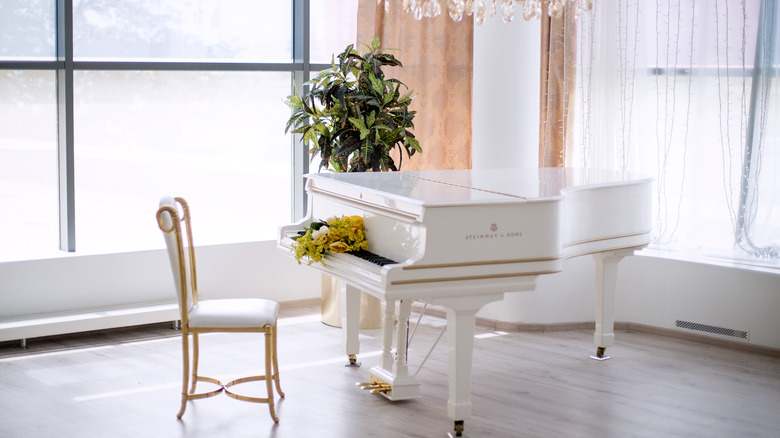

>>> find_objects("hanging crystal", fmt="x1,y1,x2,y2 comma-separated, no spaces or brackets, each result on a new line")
583,0,593,12
396,0,586,24
423,0,442,17
548,0,564,18
447,0,465,21
475,0,487,25
431,0,442,17
465,0,476,16
422,1,432,17
501,0,515,23
521,1,535,20
487,0,496,16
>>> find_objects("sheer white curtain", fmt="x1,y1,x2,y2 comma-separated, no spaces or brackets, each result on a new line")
572,0,779,267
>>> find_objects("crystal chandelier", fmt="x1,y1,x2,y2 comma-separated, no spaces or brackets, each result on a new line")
379,0,592,24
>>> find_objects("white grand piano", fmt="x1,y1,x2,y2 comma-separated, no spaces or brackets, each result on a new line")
278,168,652,436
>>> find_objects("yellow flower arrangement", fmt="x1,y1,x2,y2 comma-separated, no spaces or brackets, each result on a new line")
291,215,368,266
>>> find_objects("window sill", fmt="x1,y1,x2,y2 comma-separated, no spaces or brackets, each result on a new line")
638,245,780,276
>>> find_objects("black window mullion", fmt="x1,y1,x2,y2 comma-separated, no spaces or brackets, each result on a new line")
291,0,311,222
56,0,75,252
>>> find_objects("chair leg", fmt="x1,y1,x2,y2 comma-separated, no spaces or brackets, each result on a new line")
177,332,190,419
272,324,284,397
265,328,279,423
190,333,200,394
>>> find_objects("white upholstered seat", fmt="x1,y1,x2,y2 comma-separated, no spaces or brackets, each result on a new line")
188,299,280,329
156,196,284,422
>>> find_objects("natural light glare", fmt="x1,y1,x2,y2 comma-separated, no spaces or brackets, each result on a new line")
73,0,292,62
0,70,60,261
73,70,292,253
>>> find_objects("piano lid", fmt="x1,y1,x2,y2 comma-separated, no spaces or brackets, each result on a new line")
306,168,651,207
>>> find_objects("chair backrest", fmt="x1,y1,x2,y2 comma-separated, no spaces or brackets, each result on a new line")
156,196,199,323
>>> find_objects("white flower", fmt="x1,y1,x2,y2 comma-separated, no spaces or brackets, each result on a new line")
312,226,329,240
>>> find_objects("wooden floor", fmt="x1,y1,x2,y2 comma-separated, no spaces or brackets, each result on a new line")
1,304,779,438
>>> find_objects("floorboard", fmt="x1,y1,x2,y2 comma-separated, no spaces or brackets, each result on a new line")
0,304,778,438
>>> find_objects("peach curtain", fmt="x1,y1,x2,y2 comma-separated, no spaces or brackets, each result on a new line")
357,3,473,171
539,8,577,167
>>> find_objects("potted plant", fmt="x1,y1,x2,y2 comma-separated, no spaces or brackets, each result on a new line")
284,36,422,172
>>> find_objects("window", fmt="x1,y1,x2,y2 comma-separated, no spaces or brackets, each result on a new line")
573,0,779,268
0,0,358,260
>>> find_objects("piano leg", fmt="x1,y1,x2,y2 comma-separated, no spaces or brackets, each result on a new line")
432,294,504,438
341,282,361,367
591,249,635,360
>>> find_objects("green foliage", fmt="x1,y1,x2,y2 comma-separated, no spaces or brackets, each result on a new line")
284,37,422,172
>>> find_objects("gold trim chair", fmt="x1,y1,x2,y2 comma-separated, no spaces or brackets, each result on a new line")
156,196,284,422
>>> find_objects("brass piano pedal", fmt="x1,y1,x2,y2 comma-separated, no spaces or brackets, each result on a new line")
355,380,391,394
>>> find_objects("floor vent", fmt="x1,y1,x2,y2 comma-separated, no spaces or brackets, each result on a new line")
675,320,749,340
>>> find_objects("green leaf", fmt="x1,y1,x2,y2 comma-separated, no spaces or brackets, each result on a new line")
382,91,393,106
348,117,366,131
348,117,369,140
397,89,414,105
405,137,422,153
369,74,383,95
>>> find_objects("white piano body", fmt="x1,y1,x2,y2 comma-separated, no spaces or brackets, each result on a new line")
278,168,652,436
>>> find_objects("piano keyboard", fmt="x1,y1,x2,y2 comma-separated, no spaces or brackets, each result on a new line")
347,250,397,266
292,231,398,267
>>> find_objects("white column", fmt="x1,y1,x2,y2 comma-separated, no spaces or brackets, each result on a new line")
472,16,541,170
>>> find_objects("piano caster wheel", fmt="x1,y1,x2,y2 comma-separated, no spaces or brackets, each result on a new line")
453,420,464,437
590,346,611,361
345,354,362,367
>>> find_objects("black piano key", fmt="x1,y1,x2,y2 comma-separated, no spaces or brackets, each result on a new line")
348,250,397,266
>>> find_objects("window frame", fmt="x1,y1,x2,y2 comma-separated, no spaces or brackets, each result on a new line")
0,0,329,253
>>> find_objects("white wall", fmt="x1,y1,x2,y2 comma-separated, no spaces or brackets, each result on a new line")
0,241,321,341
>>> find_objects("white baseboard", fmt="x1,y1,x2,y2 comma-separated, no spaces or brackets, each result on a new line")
0,301,179,343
